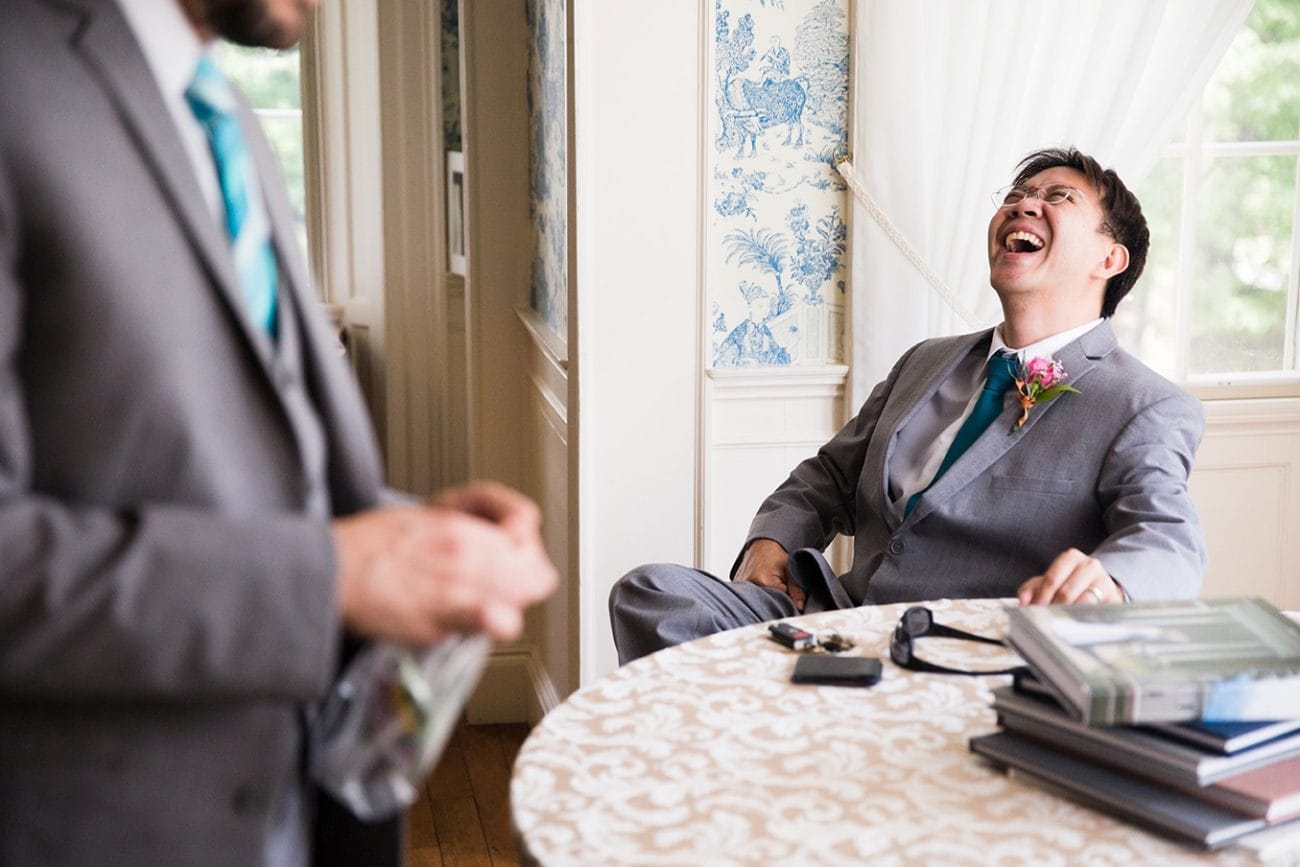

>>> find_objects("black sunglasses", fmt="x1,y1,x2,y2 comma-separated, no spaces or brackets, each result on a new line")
890,606,1024,676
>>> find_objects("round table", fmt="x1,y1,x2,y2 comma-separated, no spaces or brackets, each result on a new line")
511,598,1288,865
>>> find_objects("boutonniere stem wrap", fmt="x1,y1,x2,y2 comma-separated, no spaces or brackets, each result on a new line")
1011,355,1079,433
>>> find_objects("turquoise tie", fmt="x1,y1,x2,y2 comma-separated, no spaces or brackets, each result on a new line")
185,56,278,338
905,352,1018,517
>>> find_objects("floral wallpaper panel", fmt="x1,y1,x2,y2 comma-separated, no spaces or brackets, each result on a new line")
528,0,569,336
709,0,849,367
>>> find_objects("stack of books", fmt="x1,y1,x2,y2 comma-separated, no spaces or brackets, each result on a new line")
968,597,1300,852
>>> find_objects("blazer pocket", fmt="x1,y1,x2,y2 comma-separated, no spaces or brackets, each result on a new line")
990,475,1078,495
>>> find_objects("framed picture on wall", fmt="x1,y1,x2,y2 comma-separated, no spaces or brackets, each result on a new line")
447,150,466,276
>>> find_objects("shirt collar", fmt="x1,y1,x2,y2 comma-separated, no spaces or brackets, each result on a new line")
114,0,208,101
989,318,1104,364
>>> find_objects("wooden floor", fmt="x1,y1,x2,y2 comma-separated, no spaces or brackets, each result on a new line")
405,719,531,867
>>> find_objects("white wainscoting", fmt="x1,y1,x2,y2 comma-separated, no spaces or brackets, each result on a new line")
467,309,570,724
1192,398,1300,610
704,366,851,577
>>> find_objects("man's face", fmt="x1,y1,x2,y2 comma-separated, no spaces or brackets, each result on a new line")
987,166,1121,311
184,0,319,49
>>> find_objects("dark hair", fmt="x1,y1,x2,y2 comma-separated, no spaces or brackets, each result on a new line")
1012,147,1149,317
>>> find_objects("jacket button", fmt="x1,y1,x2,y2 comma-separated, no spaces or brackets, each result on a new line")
233,784,270,816
888,539,905,556
270,360,295,390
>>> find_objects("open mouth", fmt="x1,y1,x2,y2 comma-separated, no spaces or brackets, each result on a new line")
1004,230,1044,253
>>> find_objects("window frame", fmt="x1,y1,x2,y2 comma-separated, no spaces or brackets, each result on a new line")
1141,40,1300,402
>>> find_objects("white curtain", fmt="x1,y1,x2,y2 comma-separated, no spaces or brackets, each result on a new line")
845,0,1253,404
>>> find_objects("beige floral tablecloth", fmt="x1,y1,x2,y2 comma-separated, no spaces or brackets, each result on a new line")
511,598,1298,866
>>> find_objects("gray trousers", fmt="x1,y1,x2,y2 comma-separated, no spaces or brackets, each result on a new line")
608,564,799,664
609,551,854,664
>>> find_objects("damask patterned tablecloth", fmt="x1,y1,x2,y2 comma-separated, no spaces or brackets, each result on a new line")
511,598,1294,866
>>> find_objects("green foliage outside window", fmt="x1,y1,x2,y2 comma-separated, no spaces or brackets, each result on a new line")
1119,0,1300,381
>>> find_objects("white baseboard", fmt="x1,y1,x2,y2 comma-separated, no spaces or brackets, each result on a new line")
465,647,561,725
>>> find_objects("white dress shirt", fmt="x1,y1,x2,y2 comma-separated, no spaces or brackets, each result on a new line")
114,0,223,223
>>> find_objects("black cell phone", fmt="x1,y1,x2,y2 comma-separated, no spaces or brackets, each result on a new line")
791,655,882,687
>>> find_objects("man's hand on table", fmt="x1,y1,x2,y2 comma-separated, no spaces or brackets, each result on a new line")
734,538,805,611
1017,547,1123,606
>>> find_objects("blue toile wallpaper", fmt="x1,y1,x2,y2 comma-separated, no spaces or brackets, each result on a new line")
527,0,568,336
442,0,460,154
710,0,848,367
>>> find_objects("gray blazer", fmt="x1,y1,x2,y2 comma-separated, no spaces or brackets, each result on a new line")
0,1,390,863
746,323,1207,604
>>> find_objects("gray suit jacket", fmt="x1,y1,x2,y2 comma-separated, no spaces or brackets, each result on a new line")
745,323,1207,604
0,1,391,864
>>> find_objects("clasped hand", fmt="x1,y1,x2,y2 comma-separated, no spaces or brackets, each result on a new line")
332,481,559,646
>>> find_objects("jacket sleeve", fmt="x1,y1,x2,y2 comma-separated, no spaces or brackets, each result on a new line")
1091,389,1208,599
0,149,342,705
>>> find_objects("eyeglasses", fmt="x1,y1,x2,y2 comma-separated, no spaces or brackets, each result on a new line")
991,184,1085,209
890,606,1024,676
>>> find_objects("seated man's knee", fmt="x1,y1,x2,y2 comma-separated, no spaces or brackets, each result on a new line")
610,563,697,603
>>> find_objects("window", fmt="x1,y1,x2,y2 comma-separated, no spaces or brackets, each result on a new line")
215,44,308,254
1112,0,1300,396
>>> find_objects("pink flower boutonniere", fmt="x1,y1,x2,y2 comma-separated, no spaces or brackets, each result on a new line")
1011,355,1080,433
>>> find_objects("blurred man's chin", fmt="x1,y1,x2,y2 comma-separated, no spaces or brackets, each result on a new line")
205,0,311,49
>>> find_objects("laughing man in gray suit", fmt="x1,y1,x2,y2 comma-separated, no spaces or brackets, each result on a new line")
0,0,557,864
611,147,1206,665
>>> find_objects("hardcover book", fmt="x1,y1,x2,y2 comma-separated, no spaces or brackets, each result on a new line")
1147,716,1300,755
992,686,1300,818
1005,597,1300,724
1212,756,1300,824
1014,669,1300,755
993,686,1300,786
970,730,1267,849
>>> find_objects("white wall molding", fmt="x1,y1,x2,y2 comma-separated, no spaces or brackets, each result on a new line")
1202,397,1300,434
708,364,849,401
517,304,574,700
703,364,851,576
713,435,837,450
708,364,851,381
466,646,561,725
518,306,570,380
520,306,569,431
1192,398,1300,609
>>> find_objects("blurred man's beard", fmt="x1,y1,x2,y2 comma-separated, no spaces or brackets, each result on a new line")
204,0,306,49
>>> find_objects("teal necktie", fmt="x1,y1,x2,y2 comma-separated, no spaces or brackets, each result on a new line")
905,352,1018,517
185,56,278,338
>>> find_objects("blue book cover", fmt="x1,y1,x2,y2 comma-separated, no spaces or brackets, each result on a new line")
1014,669,1300,754
993,685,1300,786
1147,717,1300,755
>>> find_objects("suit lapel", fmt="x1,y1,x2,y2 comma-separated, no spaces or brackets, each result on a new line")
876,330,993,531
68,0,277,362
882,331,992,439
902,322,1117,527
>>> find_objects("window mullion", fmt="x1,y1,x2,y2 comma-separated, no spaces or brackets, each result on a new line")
1285,146,1300,373
1175,109,1203,383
